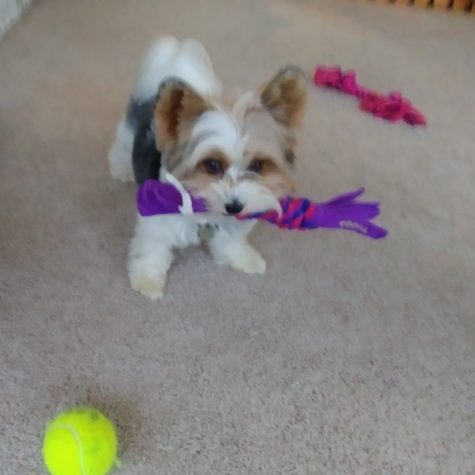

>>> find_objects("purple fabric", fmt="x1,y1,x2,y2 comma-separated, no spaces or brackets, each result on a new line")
316,188,387,239
137,180,207,216
244,189,387,239
136,180,388,240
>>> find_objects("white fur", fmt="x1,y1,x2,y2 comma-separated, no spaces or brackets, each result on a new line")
108,37,223,185
133,36,222,102
172,107,283,216
128,213,263,300
109,37,294,299
209,219,266,274
173,110,246,175
200,179,281,216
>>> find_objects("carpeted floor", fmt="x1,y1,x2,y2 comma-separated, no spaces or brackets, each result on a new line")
1,1,474,473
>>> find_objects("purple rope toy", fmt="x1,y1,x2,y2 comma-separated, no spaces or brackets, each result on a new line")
137,179,388,240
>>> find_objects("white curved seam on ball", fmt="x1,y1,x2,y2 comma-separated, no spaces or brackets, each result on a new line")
55,423,87,475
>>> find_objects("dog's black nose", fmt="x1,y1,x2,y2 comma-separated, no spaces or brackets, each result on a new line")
225,201,244,215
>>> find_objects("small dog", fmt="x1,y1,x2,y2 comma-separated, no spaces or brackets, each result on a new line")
109,37,307,299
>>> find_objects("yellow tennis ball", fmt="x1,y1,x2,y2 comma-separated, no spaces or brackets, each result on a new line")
42,407,118,475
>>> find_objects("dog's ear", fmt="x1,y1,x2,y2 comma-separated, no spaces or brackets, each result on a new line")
154,78,210,147
260,66,307,128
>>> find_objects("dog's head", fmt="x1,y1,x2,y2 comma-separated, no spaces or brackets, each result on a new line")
154,66,307,215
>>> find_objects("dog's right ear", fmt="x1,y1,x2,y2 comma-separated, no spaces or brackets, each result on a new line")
154,79,210,148
260,65,307,129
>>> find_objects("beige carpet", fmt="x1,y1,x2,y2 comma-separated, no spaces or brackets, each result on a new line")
1,1,474,473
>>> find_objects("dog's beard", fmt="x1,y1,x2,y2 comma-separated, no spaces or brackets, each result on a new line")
183,178,283,216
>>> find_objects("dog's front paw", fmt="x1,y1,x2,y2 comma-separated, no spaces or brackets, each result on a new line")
214,242,266,274
129,268,166,300
233,249,267,275
212,239,267,275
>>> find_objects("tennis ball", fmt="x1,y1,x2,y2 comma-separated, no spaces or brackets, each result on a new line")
42,406,118,475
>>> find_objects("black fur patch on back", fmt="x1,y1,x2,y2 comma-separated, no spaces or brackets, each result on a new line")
126,98,162,184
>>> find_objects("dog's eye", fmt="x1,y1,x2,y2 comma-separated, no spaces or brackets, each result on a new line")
203,158,224,175
248,159,264,173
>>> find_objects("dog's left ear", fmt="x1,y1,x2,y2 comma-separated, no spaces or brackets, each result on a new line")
260,65,307,128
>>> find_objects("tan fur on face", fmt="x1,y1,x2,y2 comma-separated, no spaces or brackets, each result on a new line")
242,108,292,166
153,67,306,197
245,156,296,195
195,150,231,175
180,171,218,195
258,168,296,196
238,66,307,168
180,150,230,193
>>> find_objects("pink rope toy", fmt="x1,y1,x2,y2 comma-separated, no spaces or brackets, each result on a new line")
314,65,427,126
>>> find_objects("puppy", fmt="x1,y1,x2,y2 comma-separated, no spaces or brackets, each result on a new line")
109,37,306,299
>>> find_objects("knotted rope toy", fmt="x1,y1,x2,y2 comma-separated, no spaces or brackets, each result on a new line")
314,65,427,126
137,178,388,240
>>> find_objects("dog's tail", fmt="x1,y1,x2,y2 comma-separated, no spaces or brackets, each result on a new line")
132,36,222,103
109,37,221,182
